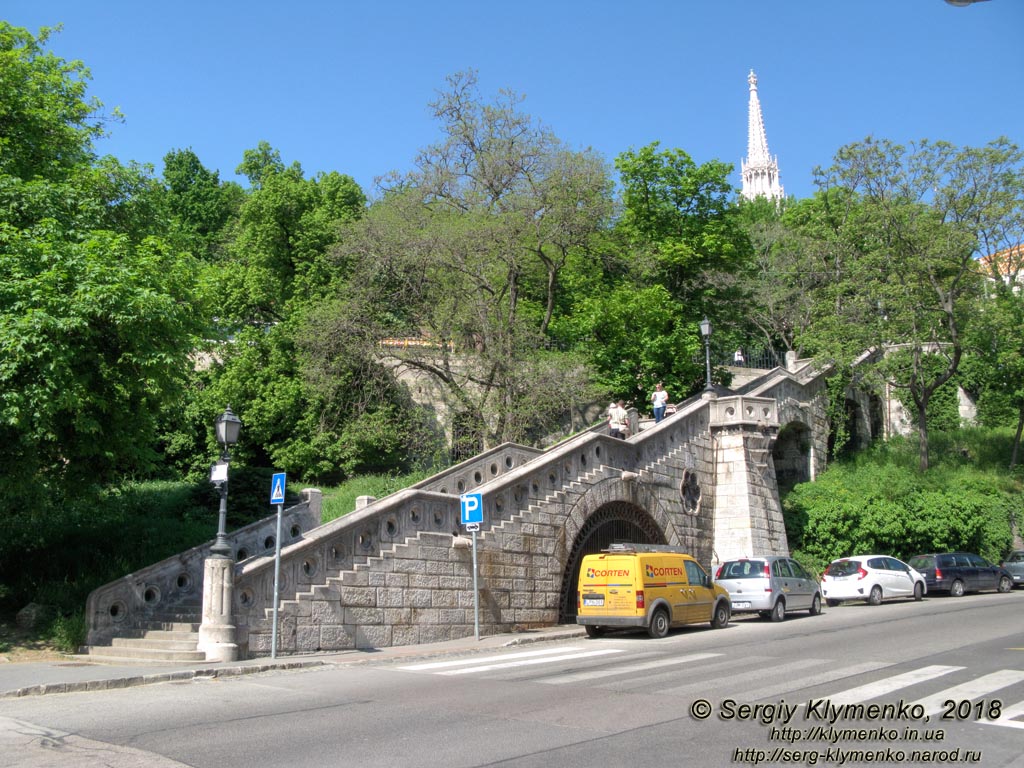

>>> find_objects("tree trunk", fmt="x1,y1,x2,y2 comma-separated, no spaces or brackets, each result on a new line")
1011,405,1024,470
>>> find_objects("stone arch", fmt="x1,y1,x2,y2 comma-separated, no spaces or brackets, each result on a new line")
557,501,666,624
773,421,811,493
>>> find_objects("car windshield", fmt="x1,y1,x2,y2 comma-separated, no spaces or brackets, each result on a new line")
1006,552,1024,563
720,560,765,579
826,560,861,577
908,556,933,570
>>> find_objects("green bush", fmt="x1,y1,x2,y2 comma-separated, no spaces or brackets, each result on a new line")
49,611,87,653
784,433,1019,573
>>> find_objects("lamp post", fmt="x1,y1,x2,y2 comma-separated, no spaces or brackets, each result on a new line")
210,405,242,557
699,317,713,392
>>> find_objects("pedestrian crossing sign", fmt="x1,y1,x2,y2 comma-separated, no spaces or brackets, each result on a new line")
270,472,286,505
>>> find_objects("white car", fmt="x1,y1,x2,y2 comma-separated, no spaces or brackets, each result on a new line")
820,555,926,606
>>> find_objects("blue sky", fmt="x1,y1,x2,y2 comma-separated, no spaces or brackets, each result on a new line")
6,1,1023,201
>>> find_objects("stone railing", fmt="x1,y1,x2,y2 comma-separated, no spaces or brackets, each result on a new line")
85,489,322,646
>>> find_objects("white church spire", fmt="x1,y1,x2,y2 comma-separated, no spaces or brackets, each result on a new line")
741,69,784,202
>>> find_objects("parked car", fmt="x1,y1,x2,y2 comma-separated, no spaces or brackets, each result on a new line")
1001,550,1024,588
820,555,926,606
907,552,1014,596
714,556,822,621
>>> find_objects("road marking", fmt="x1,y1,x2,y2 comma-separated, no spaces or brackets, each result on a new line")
398,646,589,671
908,669,1024,716
809,665,964,707
744,661,895,703
981,699,1024,729
438,648,625,675
541,652,723,684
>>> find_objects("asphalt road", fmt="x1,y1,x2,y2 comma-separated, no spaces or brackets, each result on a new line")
2,591,1023,768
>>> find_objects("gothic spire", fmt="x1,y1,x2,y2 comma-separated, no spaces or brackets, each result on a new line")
741,69,784,202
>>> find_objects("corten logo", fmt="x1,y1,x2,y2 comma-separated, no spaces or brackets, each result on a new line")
586,567,630,578
646,564,684,577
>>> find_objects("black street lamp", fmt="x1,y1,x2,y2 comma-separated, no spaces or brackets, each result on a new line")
210,405,242,557
699,317,713,392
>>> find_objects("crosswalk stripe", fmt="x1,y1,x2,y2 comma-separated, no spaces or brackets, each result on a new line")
656,657,834,698
541,652,723,685
981,700,1024,729
398,646,588,671
744,661,894,703
438,648,625,675
908,669,1024,716
810,665,963,707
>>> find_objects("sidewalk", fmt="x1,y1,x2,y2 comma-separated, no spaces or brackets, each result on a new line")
0,625,586,699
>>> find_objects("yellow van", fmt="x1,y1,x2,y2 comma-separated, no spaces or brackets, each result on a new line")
576,544,731,638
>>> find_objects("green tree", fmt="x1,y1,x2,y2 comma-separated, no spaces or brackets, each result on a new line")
0,24,206,501
334,71,612,452
808,138,1023,471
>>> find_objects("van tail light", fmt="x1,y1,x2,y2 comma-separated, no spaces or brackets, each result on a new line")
857,566,868,580
636,590,645,609
764,563,772,577
935,566,943,580
715,565,723,579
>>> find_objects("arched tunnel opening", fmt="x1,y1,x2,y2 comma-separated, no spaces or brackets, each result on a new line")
558,502,666,624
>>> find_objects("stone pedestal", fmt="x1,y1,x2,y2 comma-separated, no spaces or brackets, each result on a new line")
198,555,238,662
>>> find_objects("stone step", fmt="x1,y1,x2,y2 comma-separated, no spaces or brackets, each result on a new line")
86,644,207,662
140,620,201,632
111,636,199,651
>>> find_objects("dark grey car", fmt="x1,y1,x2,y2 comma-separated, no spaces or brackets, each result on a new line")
714,556,822,621
907,552,1013,596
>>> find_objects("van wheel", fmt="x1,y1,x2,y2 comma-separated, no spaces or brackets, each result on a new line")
585,625,605,639
998,576,1012,593
913,582,924,601
648,608,670,638
867,585,883,606
950,579,965,597
809,593,822,615
711,601,730,629
770,599,786,622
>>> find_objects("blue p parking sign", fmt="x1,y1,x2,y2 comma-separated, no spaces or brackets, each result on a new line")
460,492,483,525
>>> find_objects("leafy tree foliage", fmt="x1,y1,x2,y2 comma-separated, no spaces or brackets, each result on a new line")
805,138,1023,470
0,24,205,503
332,71,612,451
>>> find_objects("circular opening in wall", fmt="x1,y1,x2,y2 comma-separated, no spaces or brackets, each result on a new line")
681,470,702,514
302,558,317,577
490,463,498,476
290,524,301,538
359,531,373,551
457,480,465,492
440,486,448,494
236,548,249,561
433,510,444,528
330,545,340,562
726,407,735,417
513,487,521,503
763,407,771,418
595,445,602,458
548,472,557,488
385,517,398,537
579,453,587,468
238,589,254,607
410,507,421,524
505,456,513,468
531,481,539,494
495,496,504,512
175,572,192,591
264,536,275,550
109,601,127,622
746,405,754,417
473,471,482,483
143,586,160,604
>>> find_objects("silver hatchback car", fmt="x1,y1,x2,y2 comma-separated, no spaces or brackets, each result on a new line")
715,556,822,621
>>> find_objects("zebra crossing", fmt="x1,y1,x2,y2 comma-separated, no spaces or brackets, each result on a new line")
396,645,1024,730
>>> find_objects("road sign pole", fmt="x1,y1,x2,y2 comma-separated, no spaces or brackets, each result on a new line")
271,502,282,659
472,529,479,640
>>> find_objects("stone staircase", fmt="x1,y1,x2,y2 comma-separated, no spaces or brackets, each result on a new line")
84,608,205,663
